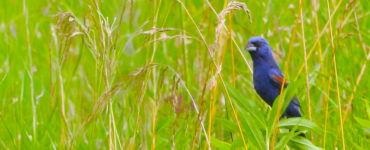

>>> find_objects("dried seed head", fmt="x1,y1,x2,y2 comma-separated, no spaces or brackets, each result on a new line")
218,1,252,23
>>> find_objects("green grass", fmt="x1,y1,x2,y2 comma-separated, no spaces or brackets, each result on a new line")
1,0,370,149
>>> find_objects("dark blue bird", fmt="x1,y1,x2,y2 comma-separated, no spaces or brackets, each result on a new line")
245,36,301,118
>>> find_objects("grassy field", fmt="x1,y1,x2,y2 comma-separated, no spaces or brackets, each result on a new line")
1,0,370,149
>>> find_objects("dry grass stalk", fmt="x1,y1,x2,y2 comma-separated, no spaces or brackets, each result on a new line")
139,27,180,35
213,1,252,60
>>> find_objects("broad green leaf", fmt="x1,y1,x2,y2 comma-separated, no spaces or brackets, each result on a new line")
289,136,323,150
225,83,267,129
354,116,370,133
364,128,370,134
208,136,231,150
236,104,267,150
278,118,322,132
230,136,259,150
275,119,301,150
216,118,238,132
230,136,244,150
354,116,370,128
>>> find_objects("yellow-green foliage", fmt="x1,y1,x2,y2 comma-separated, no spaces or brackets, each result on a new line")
1,0,369,149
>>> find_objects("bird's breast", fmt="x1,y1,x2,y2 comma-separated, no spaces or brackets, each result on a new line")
253,68,280,106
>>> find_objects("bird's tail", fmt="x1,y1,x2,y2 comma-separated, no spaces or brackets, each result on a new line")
285,99,305,137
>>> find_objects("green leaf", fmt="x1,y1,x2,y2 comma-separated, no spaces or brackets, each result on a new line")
231,136,259,150
216,118,238,132
278,118,322,132
275,119,301,150
224,83,267,149
208,136,231,150
354,116,370,128
350,139,368,150
314,86,338,108
225,83,267,129
354,116,370,133
230,136,243,150
289,136,323,150
236,104,267,150
363,128,370,134
156,114,176,132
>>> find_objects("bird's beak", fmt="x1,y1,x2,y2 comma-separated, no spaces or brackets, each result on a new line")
245,43,257,51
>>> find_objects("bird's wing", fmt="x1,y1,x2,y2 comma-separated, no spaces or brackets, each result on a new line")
268,69,289,89
268,69,301,108
291,95,301,107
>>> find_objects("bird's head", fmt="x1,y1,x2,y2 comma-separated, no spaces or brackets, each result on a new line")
244,36,276,63
244,36,269,52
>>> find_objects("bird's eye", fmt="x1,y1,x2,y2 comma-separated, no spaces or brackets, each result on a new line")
254,41,262,46
257,41,262,46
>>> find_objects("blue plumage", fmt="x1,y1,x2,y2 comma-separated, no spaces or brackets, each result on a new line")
245,37,301,118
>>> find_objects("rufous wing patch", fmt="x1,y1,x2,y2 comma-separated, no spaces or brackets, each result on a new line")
272,75,288,85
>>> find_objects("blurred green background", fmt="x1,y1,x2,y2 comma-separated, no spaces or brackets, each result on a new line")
1,0,370,149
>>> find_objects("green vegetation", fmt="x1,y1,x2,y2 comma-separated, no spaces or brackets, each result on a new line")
1,0,370,149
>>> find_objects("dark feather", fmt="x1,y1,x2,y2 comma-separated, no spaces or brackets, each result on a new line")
291,95,301,108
